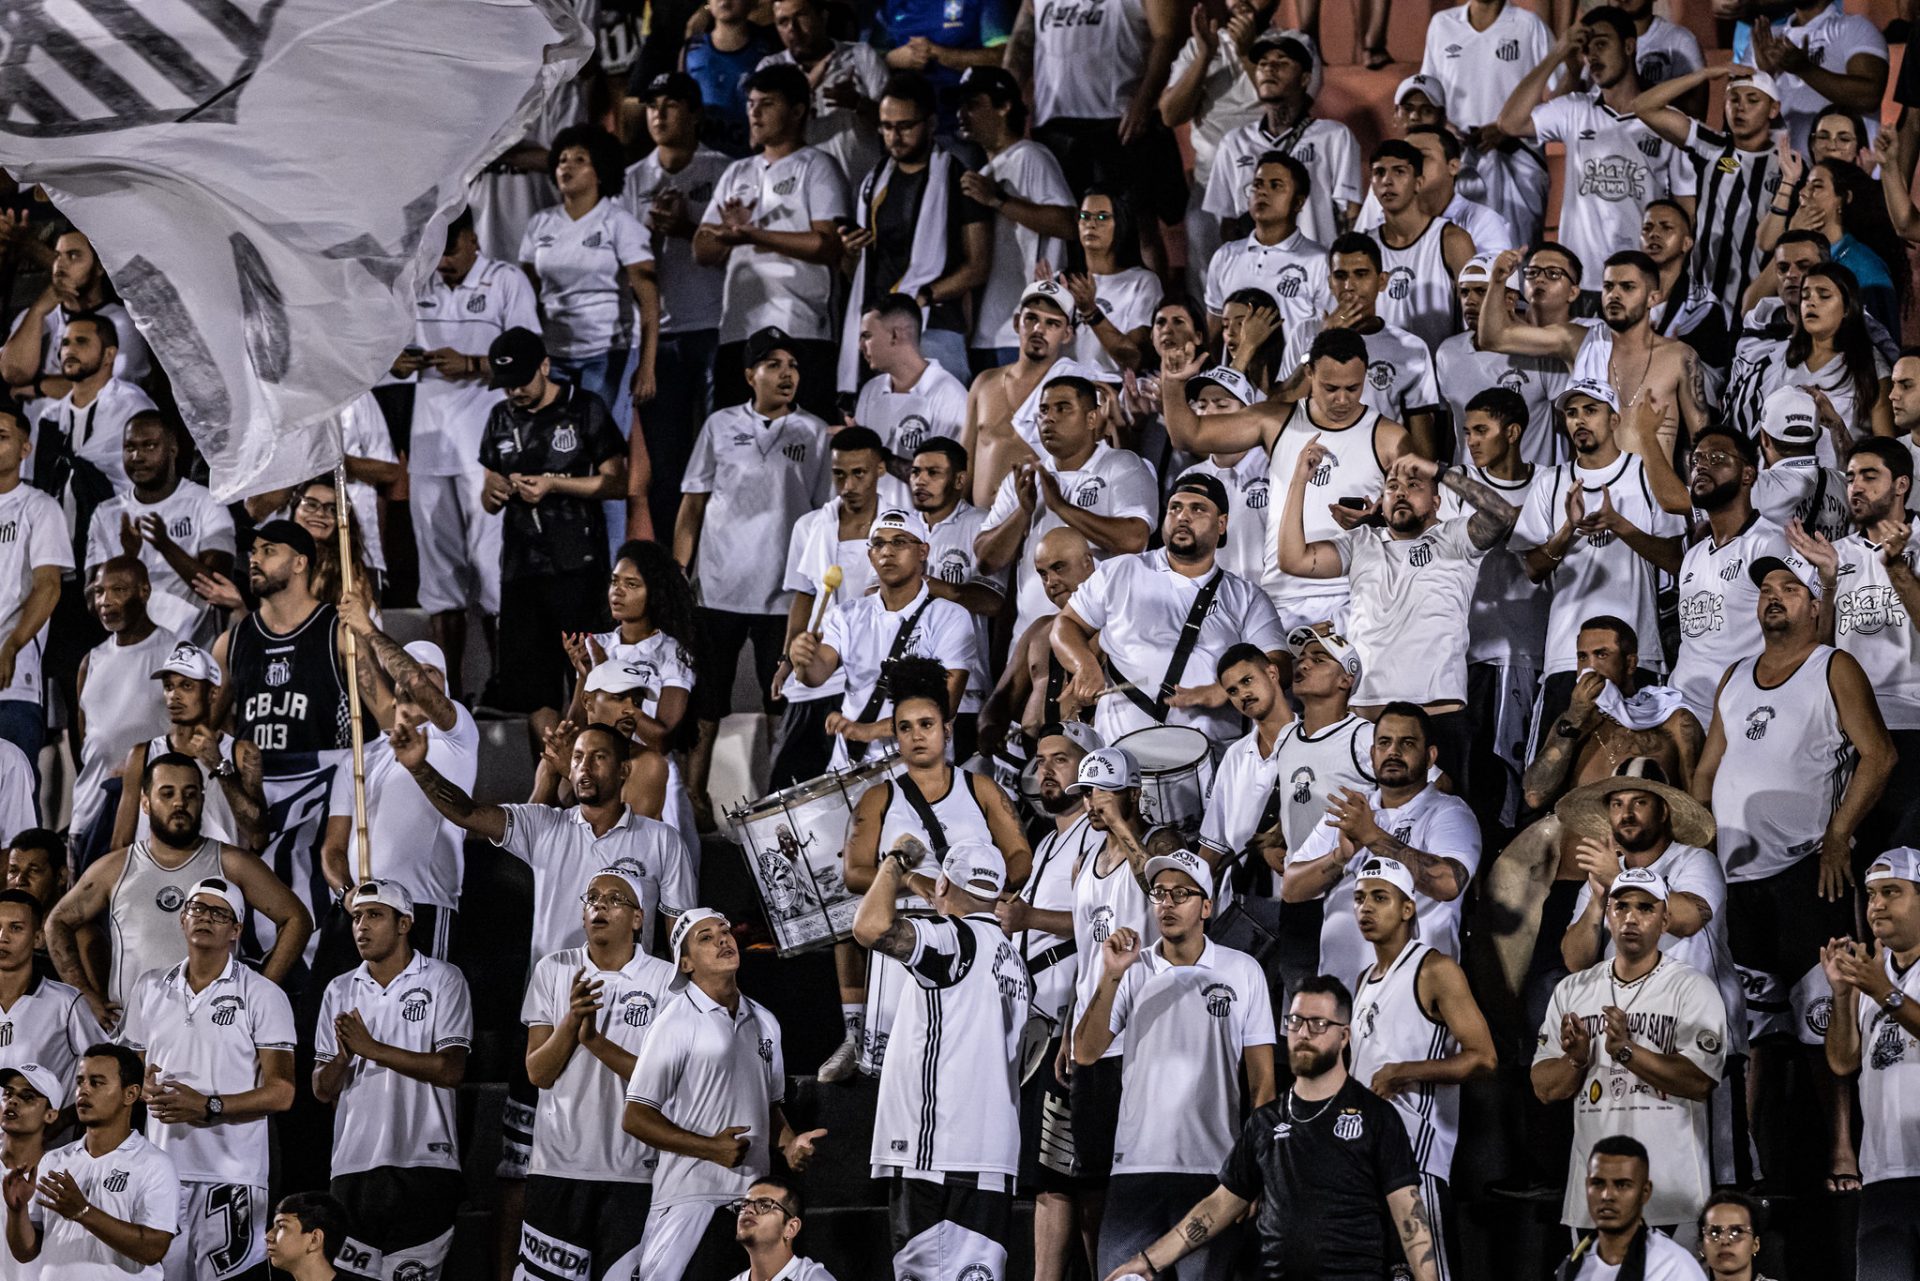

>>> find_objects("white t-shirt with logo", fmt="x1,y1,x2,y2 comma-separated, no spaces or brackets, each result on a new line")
1530,93,1696,291
28,1132,179,1281
52,377,156,496
1204,117,1364,248
518,200,654,360
623,147,733,335
854,361,968,457
1422,2,1555,130
86,479,236,640
334,703,481,909
704,147,852,343
1669,517,1787,725
1336,517,1488,705
0,482,74,705
1832,530,1920,729
683,405,834,615
408,254,542,475
1032,0,1148,124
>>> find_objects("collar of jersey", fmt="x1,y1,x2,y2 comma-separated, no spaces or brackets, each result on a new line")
351,950,428,989
167,952,238,994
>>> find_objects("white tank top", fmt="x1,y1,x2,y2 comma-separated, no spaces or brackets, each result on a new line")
108,838,223,1007
878,768,998,906
1376,219,1460,354
1072,844,1157,1057
72,631,175,841
1265,404,1388,604
1350,941,1460,1180
1710,647,1852,883
1020,812,1100,1024
133,734,240,849
1571,320,1612,387
1032,0,1147,125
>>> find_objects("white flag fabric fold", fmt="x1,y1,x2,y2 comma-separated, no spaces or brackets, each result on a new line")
0,0,594,499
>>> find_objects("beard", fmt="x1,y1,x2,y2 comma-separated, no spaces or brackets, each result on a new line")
157,809,203,847
1385,507,1424,534
1691,478,1741,513
1289,1043,1342,1080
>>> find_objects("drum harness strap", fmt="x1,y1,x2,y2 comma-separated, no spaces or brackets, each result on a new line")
851,597,935,761
1106,569,1225,723
1021,819,1097,976
895,770,953,857
1231,773,1286,899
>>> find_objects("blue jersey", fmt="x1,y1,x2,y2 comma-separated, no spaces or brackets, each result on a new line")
683,27,781,156
877,0,1010,120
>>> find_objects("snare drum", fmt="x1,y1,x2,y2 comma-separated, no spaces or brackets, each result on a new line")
724,751,901,957
1114,724,1214,833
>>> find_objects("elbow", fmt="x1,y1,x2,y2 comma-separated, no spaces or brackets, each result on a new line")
1528,1069,1560,1104
851,920,882,948
131,1237,171,1268
262,1080,297,1115
1112,523,1150,554
1278,875,1309,904
1463,1047,1498,1080
1071,1042,1101,1067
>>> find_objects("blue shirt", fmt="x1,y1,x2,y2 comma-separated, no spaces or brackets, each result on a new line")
1833,233,1898,331
877,0,1010,121
684,27,782,156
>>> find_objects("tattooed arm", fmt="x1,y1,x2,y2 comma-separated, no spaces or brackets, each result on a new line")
342,584,459,731
1360,830,1469,902
852,854,920,960
1438,465,1520,550
1101,1185,1249,1281
1387,1185,1440,1281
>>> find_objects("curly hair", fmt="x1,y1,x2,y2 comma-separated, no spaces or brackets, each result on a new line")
548,124,627,202
612,539,697,650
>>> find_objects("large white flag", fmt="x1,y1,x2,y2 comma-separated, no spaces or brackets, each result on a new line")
0,0,593,499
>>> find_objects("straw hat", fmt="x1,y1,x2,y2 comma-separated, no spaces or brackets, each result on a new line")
1554,757,1716,849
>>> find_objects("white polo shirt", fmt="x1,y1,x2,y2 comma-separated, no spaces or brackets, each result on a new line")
28,1131,178,1281
409,254,542,475
683,405,834,616
1831,531,1920,729
704,146,852,343
337,705,481,910
522,945,678,1183
1108,938,1276,1175
983,441,1160,635
1335,517,1489,705
1203,230,1331,331
518,200,654,360
623,147,733,335
727,1257,838,1281
496,803,695,958
0,974,108,1093
822,584,983,736
85,479,237,639
120,955,298,1187
1069,550,1284,745
624,983,786,1209
1204,116,1363,248
1198,721,1291,878
1287,784,1482,984
53,377,156,495
0,482,73,707
854,361,968,458
314,951,473,1176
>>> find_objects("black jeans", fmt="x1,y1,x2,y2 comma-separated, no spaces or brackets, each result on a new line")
643,328,717,540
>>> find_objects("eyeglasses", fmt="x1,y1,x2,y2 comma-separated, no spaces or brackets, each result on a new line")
182,903,237,925
1078,210,1113,223
878,118,926,134
1693,451,1742,468
1146,886,1206,905
728,1197,793,1218
1704,1225,1753,1243
1282,1014,1348,1035
1522,266,1571,282
296,496,338,518
579,892,638,911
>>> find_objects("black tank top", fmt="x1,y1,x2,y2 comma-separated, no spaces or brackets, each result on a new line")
228,603,349,755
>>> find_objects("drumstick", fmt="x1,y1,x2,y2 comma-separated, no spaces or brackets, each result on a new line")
808,566,843,633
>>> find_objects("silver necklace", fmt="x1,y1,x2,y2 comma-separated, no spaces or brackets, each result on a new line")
1286,1089,1337,1124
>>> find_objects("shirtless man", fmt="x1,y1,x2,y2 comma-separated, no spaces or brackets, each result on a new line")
965,280,1106,508
979,528,1098,750
1480,246,1709,457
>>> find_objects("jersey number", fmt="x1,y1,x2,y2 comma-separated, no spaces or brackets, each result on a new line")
252,724,288,750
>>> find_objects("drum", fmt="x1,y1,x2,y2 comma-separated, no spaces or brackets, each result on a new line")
724,751,901,957
1115,725,1214,833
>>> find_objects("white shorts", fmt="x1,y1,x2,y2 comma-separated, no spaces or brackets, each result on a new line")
163,1180,267,1281
636,1197,731,1281
410,467,503,614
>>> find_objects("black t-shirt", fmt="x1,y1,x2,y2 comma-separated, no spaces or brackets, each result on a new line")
860,153,990,335
478,383,625,582
1219,1078,1420,1280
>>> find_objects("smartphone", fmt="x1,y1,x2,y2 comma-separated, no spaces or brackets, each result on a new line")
1337,496,1369,510
403,345,425,358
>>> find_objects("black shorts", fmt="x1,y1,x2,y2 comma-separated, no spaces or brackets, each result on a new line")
520,1173,653,1281
1859,1177,1920,1281
496,568,609,713
692,606,785,721
1726,855,1850,987
1068,1053,1125,1184
330,1165,465,1272
1033,117,1188,226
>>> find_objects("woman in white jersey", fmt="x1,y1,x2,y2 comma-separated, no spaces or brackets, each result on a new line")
1060,186,1161,376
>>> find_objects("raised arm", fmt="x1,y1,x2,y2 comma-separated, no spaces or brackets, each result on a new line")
1478,249,1584,362
1497,29,1576,139
1630,65,1737,148
388,720,508,843
1278,436,1345,577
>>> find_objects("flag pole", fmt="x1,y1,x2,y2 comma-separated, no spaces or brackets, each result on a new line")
334,457,373,882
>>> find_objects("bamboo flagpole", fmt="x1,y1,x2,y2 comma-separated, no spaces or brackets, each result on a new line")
333,458,374,883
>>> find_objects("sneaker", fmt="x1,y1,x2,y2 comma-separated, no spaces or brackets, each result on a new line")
817,1033,860,1083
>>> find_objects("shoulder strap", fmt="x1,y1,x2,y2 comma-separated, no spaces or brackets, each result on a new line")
850,596,937,758
1156,570,1227,711
895,770,952,855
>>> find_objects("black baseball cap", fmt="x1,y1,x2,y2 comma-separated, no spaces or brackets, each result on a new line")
488,327,547,389
1170,471,1231,517
253,518,316,561
744,326,798,368
954,67,1021,105
642,71,703,108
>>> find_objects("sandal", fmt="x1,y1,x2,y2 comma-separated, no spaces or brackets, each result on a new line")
1364,44,1393,69
1827,1169,1863,1194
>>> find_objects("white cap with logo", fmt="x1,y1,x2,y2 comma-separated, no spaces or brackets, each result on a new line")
1867,847,1920,886
1759,384,1820,445
1145,848,1215,899
1555,377,1620,413
1356,855,1416,900
0,1062,65,1109
152,641,223,686
1608,866,1670,902
348,878,414,916
1067,747,1141,793
939,841,1008,896
1394,73,1447,111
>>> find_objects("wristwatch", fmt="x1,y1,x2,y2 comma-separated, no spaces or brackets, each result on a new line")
1555,717,1583,739
210,759,238,780
1611,1043,1635,1066
1885,989,1908,1012
205,1094,225,1119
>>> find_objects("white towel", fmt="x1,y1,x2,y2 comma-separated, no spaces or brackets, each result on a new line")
838,150,955,392
1588,670,1689,732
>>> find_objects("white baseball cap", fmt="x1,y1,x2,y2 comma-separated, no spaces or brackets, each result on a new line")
1020,279,1072,316
1867,847,1920,886
186,876,246,920
1556,377,1620,414
403,640,448,676
347,878,414,916
1394,73,1447,112
1458,251,1522,292
1286,624,1362,678
670,908,729,960
0,1062,65,1110
1067,747,1141,793
1728,69,1781,103
871,508,931,544
1609,866,1670,902
585,661,652,698
1356,854,1416,900
1037,721,1104,753
152,641,222,686
1759,385,1820,445
1186,366,1263,407
1145,848,1215,899
587,866,649,907
939,841,1007,896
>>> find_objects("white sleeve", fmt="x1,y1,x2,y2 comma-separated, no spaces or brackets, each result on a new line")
1235,582,1287,655
682,418,720,493
1530,97,1575,145
613,206,654,266
982,472,1022,528
27,496,74,572
1238,959,1277,1047
435,967,476,1050
1406,348,1441,410
517,214,542,270
1663,847,1727,920
1065,559,1117,632
496,803,556,861
625,1010,687,1106
1672,971,1729,1079
1510,468,1557,551
1106,459,1159,520
83,505,113,575
1329,125,1364,208
656,827,699,916
1203,246,1231,316
132,1151,181,1234
701,163,740,227
314,979,343,1064
1286,816,1340,867
252,983,299,1053
1106,964,1142,1035
1203,145,1245,218
198,493,238,556
501,267,544,335
521,954,560,1028
1532,978,1572,1067
805,152,852,225
783,514,819,594
1418,796,1483,881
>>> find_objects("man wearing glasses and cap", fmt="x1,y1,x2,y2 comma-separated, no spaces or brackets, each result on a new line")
520,868,678,1281
109,642,259,853
1435,258,1568,468
120,876,296,1281
624,909,825,1281
854,839,1034,1281
313,879,472,1281
728,1176,837,1281
1053,473,1285,747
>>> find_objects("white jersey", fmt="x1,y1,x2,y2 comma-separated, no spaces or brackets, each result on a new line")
1373,219,1461,354
71,628,174,842
1204,230,1331,332
85,482,236,641
28,1132,178,1281
1856,949,1920,1183
1108,938,1275,1175
1205,116,1363,249
1531,93,1695,291
408,255,541,475
622,147,732,335
1765,6,1890,152
682,404,833,615
0,974,106,1095
122,954,298,1187
1289,785,1482,985
1019,812,1098,1024
1349,323,1441,428
780,499,880,704
983,441,1158,634
1266,404,1392,612
1534,956,1727,1229
624,984,786,1209
1351,941,1461,1179
854,361,969,457
1073,267,1162,376
1421,1,1554,129
1356,190,1514,258
1187,450,1272,586
518,200,654,359
496,803,696,957
973,141,1075,349
592,628,697,726
1066,550,1286,746
522,945,678,1182
314,952,473,1177
1711,647,1853,883
871,913,1032,1176
107,838,224,1008
1272,713,1376,855
133,733,239,849
1669,517,1789,725
1336,518,1488,706
1832,531,1920,729
1438,465,1552,666
1032,0,1147,124
1198,721,1290,883
1635,15,1705,84
758,42,888,186
1512,453,1685,674
1434,335,1569,468
0,482,75,707
1752,454,1850,544
704,147,852,343
52,377,156,496
822,584,984,754
1072,847,1157,1058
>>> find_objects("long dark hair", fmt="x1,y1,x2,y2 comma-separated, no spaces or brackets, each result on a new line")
1818,157,1909,314
612,539,697,650
1787,262,1881,425
1066,182,1143,274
